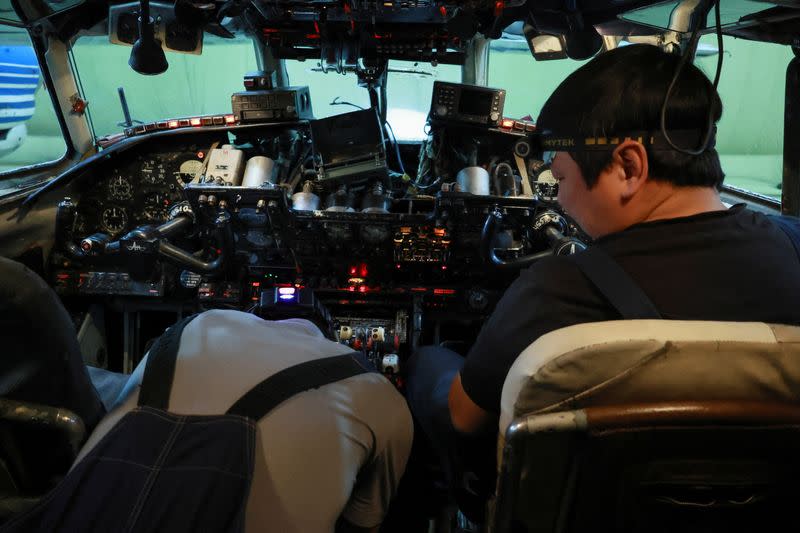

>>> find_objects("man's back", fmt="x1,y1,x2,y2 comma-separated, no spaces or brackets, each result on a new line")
76,310,413,533
461,205,800,413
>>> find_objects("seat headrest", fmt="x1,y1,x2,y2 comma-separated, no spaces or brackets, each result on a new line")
499,320,800,433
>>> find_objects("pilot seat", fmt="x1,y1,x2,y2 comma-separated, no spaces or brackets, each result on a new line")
493,320,800,533
0,256,124,516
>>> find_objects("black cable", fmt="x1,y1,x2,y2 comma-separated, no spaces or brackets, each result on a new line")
659,0,723,156
330,96,365,110
384,121,406,176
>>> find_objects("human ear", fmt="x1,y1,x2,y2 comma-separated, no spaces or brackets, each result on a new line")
614,141,648,201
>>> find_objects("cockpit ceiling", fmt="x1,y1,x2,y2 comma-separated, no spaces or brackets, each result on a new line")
8,0,800,52
0,0,84,24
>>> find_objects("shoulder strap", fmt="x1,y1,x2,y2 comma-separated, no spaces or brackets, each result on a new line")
769,215,800,262
571,247,662,320
226,352,373,420
138,314,200,409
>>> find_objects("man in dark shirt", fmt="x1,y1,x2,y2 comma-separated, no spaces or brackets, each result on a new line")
406,43,800,521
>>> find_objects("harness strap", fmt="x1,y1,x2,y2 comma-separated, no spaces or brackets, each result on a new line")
226,353,372,420
139,313,373,420
571,247,662,320
138,314,200,409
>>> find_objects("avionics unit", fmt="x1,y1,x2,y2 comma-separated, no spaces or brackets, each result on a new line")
430,81,506,127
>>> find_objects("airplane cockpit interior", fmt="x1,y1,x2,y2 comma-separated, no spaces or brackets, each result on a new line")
1,0,800,531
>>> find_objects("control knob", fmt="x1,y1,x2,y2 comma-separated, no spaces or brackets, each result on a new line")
489,111,500,122
435,105,448,117
467,288,489,312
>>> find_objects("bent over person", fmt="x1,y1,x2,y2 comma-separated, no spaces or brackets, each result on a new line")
406,43,800,521
57,310,412,533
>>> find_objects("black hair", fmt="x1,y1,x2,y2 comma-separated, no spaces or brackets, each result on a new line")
537,43,724,189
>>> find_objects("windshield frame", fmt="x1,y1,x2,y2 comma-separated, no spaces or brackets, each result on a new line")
0,20,78,201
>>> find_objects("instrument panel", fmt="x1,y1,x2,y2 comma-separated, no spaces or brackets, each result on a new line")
72,136,224,237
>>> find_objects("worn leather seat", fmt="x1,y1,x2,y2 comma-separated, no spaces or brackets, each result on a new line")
494,320,800,533
0,256,106,495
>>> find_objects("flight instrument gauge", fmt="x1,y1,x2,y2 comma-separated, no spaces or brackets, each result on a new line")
177,159,203,185
533,168,559,203
101,207,128,234
141,159,166,184
142,191,170,222
109,175,133,201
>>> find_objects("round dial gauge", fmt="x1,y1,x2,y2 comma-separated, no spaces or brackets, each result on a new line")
533,169,559,203
141,159,167,184
177,159,203,185
109,175,133,201
142,191,170,222
101,207,128,234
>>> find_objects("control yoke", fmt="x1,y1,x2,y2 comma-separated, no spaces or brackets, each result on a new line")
55,198,227,273
481,207,586,269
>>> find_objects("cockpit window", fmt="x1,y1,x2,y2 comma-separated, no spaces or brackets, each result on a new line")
488,36,588,121
0,25,66,195
286,59,461,141
0,0,84,24
70,33,258,140
490,33,787,201
621,0,775,30
694,34,789,200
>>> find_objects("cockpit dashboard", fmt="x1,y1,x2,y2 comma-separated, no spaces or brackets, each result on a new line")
42,79,584,377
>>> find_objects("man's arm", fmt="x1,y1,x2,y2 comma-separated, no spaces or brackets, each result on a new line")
448,373,491,434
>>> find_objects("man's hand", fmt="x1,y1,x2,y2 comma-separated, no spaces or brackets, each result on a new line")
448,373,490,434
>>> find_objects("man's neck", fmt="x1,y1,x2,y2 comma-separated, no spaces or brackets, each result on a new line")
640,185,726,224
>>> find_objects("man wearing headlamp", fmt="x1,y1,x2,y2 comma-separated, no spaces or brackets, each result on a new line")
406,43,800,522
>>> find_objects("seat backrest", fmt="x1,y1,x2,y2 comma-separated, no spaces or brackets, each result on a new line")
493,401,800,533
0,256,103,494
499,320,800,433
494,320,800,533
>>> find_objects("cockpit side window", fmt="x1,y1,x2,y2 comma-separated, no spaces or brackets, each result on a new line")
491,33,789,202
0,24,67,196
694,34,790,201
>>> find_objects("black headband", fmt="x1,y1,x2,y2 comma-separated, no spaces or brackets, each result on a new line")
539,127,716,153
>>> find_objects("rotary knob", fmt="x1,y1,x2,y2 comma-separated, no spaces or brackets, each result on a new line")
435,105,448,117
489,111,500,122
467,288,489,312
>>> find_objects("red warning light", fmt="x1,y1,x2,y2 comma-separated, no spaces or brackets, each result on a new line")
359,263,368,277
349,266,357,276
197,151,205,159
433,288,457,295
358,285,367,293
501,119,515,129
494,0,505,16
